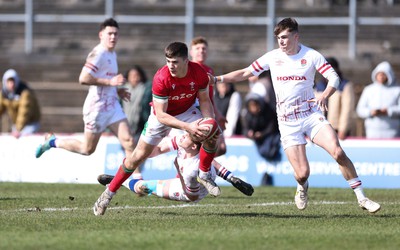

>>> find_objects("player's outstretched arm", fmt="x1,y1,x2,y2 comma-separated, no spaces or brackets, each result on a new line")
215,68,253,84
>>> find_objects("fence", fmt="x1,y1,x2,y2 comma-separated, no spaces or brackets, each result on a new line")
1,0,400,59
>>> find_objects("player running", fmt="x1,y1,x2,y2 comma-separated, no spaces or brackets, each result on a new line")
213,18,380,213
93,42,221,215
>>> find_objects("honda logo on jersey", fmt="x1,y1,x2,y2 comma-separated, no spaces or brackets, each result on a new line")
276,76,307,81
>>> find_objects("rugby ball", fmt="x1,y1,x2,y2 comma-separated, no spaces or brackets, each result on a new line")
198,117,220,140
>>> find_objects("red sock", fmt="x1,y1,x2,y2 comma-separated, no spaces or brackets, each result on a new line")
199,146,216,172
108,159,134,192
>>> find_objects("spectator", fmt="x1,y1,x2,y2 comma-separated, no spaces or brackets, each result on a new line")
315,57,356,140
248,70,276,109
213,82,242,136
122,65,152,141
1,69,41,138
356,61,400,138
242,93,281,161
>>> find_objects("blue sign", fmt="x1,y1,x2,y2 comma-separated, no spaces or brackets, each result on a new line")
104,138,400,188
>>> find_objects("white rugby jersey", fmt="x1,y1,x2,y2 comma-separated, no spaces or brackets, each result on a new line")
168,134,200,170
168,134,202,195
82,44,119,113
248,44,337,122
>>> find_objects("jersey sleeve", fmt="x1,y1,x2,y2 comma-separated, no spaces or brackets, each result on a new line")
152,69,169,103
196,65,210,92
313,51,336,78
166,135,180,151
82,48,104,77
247,52,270,76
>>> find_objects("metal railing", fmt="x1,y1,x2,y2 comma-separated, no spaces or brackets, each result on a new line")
1,0,400,59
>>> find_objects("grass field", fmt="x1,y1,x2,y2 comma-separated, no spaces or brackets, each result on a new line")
0,182,399,250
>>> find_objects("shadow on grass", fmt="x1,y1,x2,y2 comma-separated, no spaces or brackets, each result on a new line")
0,197,19,201
155,210,399,219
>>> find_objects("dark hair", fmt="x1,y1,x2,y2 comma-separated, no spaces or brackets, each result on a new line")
274,17,298,36
326,57,339,69
191,36,208,47
258,70,271,80
125,65,148,83
326,57,342,78
100,18,119,31
165,42,188,59
193,140,202,151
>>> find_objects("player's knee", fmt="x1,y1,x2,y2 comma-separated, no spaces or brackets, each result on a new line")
296,168,310,182
122,136,135,151
81,145,96,156
216,143,226,156
332,146,346,162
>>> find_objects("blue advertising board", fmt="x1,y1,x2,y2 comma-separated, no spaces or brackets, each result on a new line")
104,137,400,189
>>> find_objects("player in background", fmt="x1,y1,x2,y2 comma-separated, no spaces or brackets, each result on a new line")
189,36,228,156
93,42,221,216
34,18,141,177
97,132,254,201
212,17,380,213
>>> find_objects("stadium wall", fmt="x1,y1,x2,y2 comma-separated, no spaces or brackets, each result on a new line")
0,134,399,189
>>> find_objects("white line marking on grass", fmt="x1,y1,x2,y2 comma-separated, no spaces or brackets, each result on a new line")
11,201,398,213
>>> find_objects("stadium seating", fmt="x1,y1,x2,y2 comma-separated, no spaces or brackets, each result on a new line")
1,0,400,133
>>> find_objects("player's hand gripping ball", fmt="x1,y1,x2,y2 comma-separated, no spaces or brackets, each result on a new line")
194,117,220,142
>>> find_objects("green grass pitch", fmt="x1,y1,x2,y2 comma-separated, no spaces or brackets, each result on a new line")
0,182,399,250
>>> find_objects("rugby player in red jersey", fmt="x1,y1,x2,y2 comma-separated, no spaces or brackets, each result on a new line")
93,42,221,216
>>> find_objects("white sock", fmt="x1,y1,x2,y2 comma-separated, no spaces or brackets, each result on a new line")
198,169,209,179
347,178,366,201
297,180,308,191
106,187,116,197
132,173,143,179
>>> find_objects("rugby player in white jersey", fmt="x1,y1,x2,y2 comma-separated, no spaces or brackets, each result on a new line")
213,17,380,213
35,18,138,180
97,132,254,201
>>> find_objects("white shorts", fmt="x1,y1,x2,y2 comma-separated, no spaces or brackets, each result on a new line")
279,111,329,150
141,104,203,145
83,103,126,133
